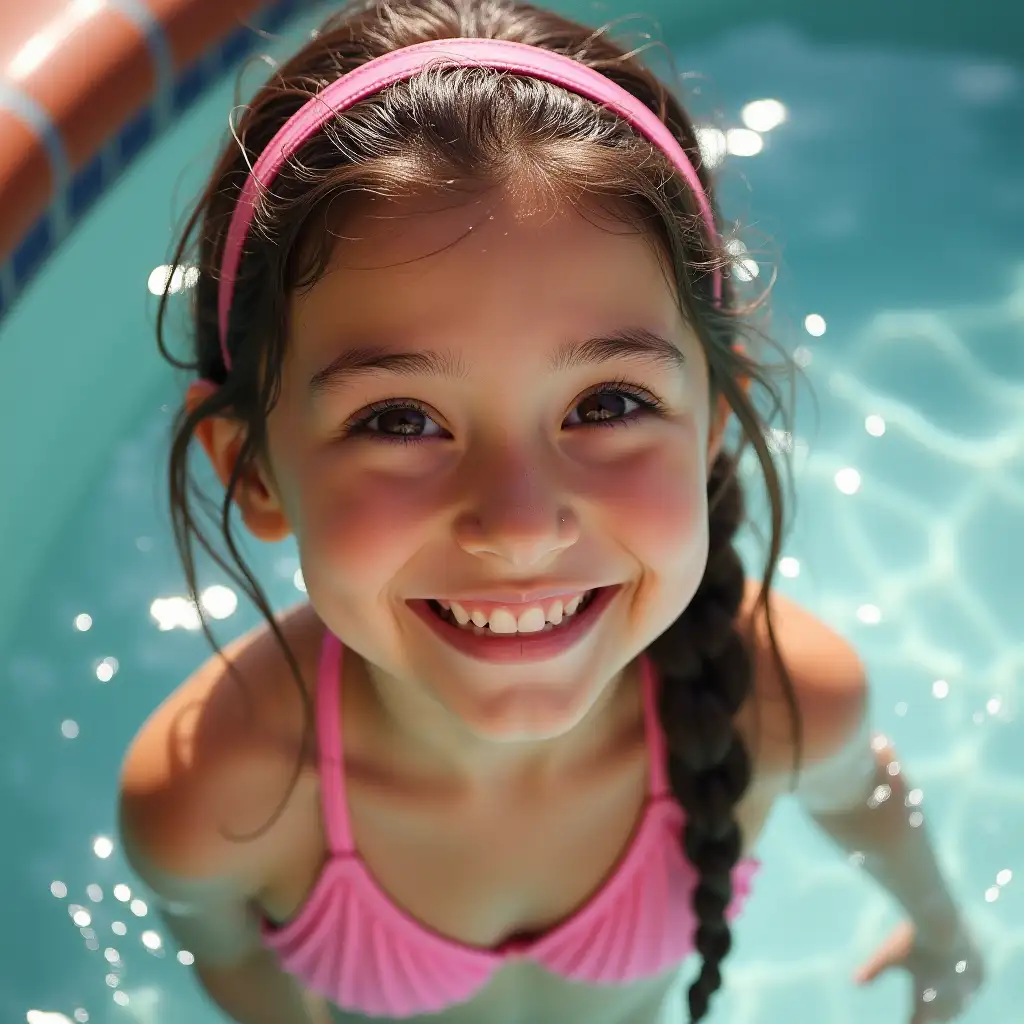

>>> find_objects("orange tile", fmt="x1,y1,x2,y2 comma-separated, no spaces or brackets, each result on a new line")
0,0,72,76
0,108,52,263
16,6,155,170
142,0,268,70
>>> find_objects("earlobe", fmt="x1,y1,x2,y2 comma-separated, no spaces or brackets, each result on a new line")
238,488,293,544
183,382,293,544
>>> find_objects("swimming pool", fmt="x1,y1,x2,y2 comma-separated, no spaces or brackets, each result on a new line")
1,3,1021,1023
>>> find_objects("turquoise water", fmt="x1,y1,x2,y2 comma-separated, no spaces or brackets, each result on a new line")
2,15,1022,1024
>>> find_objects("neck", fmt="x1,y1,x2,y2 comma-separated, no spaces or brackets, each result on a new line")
355,657,643,794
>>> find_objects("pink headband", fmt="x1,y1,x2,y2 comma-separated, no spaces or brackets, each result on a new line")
216,37,721,372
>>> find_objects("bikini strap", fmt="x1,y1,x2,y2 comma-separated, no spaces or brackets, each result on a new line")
315,629,355,855
640,655,672,799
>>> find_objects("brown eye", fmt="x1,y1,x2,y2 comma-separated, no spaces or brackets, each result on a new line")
340,399,446,446
563,383,662,429
572,391,636,423
371,406,430,436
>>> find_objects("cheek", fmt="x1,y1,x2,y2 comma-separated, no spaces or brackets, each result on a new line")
289,467,437,597
595,427,709,574
597,434,710,641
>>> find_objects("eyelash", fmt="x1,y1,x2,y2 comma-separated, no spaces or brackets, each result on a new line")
338,377,667,447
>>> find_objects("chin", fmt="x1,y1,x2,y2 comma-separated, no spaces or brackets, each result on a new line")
448,677,604,743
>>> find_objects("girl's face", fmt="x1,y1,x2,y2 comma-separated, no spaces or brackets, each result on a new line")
262,190,718,755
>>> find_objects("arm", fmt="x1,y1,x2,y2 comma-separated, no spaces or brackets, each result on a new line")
796,695,984,1016
747,590,981,1017
119,797,334,1024
198,953,332,1024
747,589,964,937
798,719,963,937
117,636,334,1024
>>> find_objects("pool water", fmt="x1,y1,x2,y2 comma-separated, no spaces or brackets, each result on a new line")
2,16,1021,1024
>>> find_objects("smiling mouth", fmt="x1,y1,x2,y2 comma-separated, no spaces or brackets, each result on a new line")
407,585,621,664
425,589,599,636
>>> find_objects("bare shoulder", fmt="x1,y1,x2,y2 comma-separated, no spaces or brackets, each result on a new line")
735,579,869,788
118,602,325,887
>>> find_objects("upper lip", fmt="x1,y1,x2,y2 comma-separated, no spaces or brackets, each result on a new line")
416,583,613,605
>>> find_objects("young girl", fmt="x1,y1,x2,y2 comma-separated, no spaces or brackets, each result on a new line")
118,2,983,1022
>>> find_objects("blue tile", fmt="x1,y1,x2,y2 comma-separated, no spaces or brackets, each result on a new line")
219,25,256,70
172,60,209,114
261,0,299,34
12,216,54,288
68,152,106,221
119,106,154,164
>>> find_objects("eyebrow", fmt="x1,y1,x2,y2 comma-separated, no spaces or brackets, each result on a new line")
307,327,685,398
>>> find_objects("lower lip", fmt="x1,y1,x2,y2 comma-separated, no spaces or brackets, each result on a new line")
407,586,621,664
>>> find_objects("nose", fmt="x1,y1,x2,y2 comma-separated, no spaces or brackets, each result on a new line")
453,450,579,568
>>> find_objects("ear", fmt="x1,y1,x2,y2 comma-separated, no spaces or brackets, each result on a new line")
185,381,292,543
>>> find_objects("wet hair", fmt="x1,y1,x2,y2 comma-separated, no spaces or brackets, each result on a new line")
157,1,800,1019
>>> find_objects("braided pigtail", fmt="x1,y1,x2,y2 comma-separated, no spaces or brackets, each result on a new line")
646,449,754,1022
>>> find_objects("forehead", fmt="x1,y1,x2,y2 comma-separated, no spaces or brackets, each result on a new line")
288,189,687,366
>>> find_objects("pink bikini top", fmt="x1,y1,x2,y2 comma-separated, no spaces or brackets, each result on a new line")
262,630,761,1018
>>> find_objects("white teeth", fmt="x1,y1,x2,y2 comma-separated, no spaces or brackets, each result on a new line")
437,591,593,635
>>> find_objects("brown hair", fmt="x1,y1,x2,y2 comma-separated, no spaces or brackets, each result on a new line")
157,1,800,1019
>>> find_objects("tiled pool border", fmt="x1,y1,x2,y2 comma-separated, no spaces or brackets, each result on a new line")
0,0,325,324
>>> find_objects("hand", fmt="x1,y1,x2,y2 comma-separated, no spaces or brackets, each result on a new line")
854,919,984,1023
